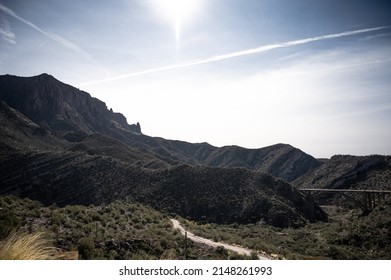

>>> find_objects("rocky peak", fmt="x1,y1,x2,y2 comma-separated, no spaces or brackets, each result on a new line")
0,74,141,135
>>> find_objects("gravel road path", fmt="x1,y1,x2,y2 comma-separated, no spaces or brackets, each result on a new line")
171,219,271,260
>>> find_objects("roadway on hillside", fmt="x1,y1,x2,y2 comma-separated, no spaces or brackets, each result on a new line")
170,219,272,260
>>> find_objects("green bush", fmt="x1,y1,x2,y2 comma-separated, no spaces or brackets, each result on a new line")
0,210,21,240
51,212,64,226
77,237,95,260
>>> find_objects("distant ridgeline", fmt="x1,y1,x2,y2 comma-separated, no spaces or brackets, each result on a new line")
0,74,389,227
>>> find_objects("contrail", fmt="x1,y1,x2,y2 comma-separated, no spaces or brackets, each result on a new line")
0,17,15,44
78,26,389,87
0,3,108,75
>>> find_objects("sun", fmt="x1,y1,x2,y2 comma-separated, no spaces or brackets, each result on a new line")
153,0,202,43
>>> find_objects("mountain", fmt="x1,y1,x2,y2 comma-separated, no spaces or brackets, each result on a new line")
202,143,321,182
293,154,391,205
0,73,328,227
0,74,141,136
121,136,322,181
0,74,321,181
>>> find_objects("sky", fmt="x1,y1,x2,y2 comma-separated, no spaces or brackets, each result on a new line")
1,0,391,158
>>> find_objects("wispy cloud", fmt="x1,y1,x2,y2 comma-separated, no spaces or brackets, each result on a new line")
78,26,390,86
0,17,15,44
361,32,391,41
0,3,108,75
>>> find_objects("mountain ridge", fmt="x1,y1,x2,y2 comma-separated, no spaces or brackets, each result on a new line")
0,73,321,181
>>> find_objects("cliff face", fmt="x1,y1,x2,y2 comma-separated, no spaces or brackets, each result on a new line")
0,74,141,135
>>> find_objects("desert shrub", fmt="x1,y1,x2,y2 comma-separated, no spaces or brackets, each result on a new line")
108,249,119,260
91,212,102,222
26,199,42,210
51,211,65,226
0,209,21,239
77,237,95,259
160,248,177,259
250,251,259,259
215,246,228,257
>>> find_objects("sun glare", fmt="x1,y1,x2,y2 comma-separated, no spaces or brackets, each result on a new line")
153,0,202,43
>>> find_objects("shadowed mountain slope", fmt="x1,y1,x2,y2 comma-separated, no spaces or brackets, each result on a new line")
0,100,170,169
293,155,391,204
0,100,66,153
0,150,327,227
203,144,321,182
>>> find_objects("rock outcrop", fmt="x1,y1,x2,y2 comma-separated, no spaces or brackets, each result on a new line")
0,74,141,136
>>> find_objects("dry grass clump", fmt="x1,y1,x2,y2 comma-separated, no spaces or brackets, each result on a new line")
0,231,57,260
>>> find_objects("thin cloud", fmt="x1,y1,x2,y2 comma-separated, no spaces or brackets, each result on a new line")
0,3,108,75
0,17,15,44
362,32,391,41
314,103,391,123
0,3,80,51
78,26,390,86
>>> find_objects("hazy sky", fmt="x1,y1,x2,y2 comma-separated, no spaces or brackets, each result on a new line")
1,0,391,158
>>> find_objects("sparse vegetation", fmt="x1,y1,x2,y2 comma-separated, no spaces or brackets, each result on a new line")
177,201,391,260
0,195,247,260
2,195,389,259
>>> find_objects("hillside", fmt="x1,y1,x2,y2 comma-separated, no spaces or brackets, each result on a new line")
293,155,391,205
0,195,240,260
0,101,66,153
0,149,327,227
203,144,321,182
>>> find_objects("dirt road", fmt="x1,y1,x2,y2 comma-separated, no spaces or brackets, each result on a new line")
170,219,271,260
